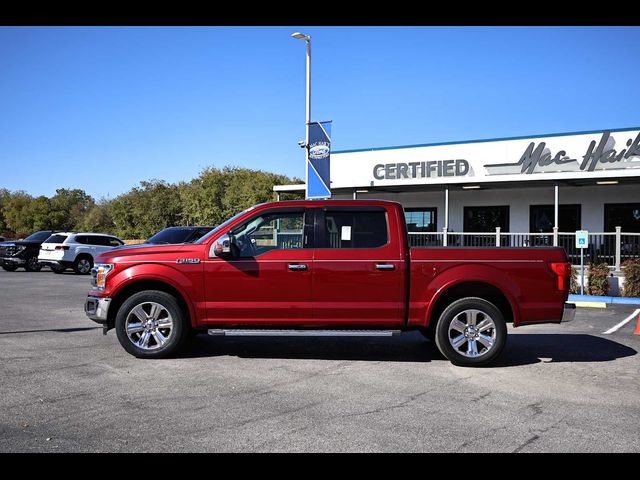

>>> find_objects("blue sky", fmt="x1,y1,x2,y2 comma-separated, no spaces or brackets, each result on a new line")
1,26,639,199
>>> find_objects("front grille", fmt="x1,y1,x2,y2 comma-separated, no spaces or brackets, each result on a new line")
0,245,16,256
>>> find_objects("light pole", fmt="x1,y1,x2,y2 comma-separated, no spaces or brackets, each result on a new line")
291,32,311,198
291,32,311,139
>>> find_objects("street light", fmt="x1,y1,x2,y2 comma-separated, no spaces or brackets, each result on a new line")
291,31,311,150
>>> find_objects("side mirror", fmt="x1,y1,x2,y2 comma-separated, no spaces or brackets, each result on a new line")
212,234,232,258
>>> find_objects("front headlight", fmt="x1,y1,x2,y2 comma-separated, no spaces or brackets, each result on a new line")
14,245,26,255
92,263,114,291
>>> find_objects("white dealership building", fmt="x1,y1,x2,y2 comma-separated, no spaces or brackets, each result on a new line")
275,127,640,270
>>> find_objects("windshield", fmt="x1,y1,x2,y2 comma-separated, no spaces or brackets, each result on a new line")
23,231,52,243
195,207,255,244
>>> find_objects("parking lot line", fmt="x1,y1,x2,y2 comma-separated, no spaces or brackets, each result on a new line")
603,308,640,334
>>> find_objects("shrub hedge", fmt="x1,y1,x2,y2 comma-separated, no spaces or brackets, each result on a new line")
622,258,640,297
587,263,610,296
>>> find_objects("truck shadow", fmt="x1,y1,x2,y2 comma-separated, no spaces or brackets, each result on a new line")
179,332,637,366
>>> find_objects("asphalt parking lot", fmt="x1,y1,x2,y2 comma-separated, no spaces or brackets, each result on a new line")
0,268,639,453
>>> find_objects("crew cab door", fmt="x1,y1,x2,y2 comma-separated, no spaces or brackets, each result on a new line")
312,206,406,327
202,207,314,325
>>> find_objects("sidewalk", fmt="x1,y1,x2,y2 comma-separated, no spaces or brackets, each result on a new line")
568,294,640,306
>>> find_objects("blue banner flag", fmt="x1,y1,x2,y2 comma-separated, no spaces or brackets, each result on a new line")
306,121,332,199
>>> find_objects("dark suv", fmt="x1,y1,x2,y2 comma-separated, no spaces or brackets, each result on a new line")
0,230,62,272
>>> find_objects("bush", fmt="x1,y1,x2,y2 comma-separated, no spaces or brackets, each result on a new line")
587,263,610,296
622,259,640,298
570,266,580,294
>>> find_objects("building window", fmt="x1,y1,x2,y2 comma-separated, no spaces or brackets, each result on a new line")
529,205,581,233
404,208,437,232
604,203,640,232
463,206,509,232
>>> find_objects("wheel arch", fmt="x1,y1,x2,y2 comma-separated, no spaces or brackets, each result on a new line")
106,279,194,332
426,280,518,330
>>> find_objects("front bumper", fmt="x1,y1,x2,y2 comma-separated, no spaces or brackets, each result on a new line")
561,302,576,323
85,296,112,324
0,256,26,265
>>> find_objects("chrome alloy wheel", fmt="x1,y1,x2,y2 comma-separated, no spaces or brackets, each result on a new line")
447,309,497,358
125,302,174,350
77,258,92,274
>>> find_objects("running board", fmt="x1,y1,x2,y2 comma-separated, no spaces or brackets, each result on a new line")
207,329,401,337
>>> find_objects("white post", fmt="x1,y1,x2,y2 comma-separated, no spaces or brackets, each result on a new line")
444,187,449,230
553,226,558,247
443,187,449,247
615,226,622,272
554,184,559,232
495,226,501,247
353,190,357,200
276,192,280,202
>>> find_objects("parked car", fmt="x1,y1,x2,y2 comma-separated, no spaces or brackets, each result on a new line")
85,200,574,367
0,236,5,242
38,232,125,275
128,226,215,247
0,230,62,272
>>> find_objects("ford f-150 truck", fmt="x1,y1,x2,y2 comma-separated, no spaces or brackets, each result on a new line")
85,200,574,366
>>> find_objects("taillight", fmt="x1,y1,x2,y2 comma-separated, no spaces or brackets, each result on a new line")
550,262,571,291
55,245,70,250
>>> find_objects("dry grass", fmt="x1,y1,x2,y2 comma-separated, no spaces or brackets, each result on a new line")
123,239,145,245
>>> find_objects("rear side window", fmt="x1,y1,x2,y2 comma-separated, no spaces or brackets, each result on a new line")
45,235,68,244
74,236,88,244
320,210,388,248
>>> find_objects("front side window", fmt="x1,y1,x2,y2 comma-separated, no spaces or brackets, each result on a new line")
320,210,388,249
231,211,304,257
107,237,124,247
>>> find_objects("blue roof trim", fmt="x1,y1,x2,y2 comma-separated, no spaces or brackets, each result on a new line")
332,126,640,155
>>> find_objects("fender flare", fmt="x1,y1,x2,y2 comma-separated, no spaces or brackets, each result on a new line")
423,264,522,327
108,264,198,327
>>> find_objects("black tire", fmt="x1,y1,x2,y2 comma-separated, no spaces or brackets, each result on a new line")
51,265,65,274
73,255,93,275
434,297,507,367
115,290,189,359
1,264,18,272
24,256,43,272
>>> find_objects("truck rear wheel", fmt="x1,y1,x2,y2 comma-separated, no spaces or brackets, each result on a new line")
115,290,189,359
434,297,507,367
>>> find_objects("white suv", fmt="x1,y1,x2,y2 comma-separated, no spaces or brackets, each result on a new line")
38,232,125,275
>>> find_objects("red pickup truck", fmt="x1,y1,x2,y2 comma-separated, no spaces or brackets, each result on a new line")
85,200,574,367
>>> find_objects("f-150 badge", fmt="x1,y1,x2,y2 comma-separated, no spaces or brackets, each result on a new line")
176,258,201,264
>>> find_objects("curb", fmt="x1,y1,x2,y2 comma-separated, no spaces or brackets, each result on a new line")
568,294,640,306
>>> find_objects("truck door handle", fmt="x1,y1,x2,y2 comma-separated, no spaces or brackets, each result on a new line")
288,263,308,271
375,263,395,271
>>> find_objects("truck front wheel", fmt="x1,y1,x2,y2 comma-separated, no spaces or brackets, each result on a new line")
434,297,507,367
115,290,189,359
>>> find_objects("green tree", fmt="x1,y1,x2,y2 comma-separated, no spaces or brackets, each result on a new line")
180,166,302,227
48,188,95,231
110,180,182,239
2,191,34,238
0,188,10,235
78,201,115,233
